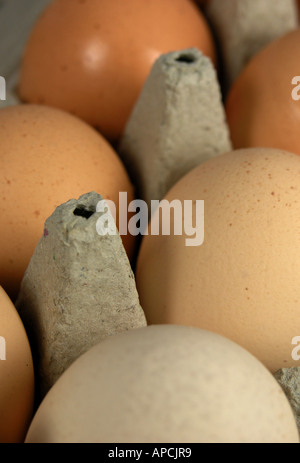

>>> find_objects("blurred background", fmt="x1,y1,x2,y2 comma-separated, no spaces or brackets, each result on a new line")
0,0,51,92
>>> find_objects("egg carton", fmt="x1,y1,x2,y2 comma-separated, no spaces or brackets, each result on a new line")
1,0,300,443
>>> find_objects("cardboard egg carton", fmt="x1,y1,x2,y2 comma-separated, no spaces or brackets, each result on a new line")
1,0,300,439
205,0,298,90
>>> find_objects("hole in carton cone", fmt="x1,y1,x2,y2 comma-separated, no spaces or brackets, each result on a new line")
73,206,95,219
175,53,196,64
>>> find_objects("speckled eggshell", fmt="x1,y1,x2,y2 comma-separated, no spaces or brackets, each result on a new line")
226,29,300,154
0,286,34,443
18,0,216,141
24,325,299,443
0,104,135,301
136,148,300,373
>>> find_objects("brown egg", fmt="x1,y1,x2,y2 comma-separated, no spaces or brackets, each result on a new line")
18,0,216,142
226,29,300,154
136,148,300,373
0,286,34,443
0,104,135,301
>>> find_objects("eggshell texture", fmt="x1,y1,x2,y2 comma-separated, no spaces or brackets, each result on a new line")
226,29,300,154
0,104,135,301
136,148,300,373
18,0,216,141
24,325,299,443
0,286,34,443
